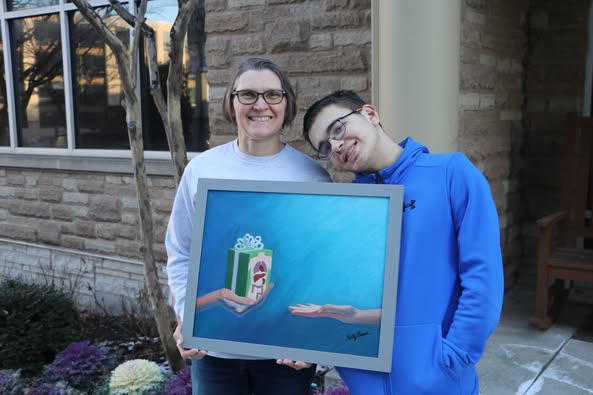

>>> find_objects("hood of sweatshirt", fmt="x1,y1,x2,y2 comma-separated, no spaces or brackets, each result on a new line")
353,137,429,184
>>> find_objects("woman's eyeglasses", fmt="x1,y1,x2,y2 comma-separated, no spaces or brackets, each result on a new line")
232,90,286,105
317,108,362,160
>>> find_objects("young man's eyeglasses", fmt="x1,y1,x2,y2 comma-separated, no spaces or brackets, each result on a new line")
317,107,362,160
232,90,286,105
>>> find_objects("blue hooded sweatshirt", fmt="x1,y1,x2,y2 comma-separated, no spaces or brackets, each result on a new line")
336,138,504,394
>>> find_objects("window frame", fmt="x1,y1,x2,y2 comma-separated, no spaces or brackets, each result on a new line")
0,0,198,175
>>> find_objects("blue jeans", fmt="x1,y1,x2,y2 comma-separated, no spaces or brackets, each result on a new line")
190,356,316,395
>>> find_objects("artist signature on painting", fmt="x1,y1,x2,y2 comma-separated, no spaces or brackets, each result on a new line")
346,331,370,341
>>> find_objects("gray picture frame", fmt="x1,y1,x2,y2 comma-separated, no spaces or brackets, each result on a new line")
182,178,403,372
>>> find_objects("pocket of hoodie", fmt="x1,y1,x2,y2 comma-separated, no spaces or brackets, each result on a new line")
391,323,461,394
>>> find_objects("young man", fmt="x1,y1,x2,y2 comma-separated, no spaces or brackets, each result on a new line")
302,90,504,394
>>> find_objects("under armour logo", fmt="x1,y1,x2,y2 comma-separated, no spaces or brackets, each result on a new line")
403,200,416,211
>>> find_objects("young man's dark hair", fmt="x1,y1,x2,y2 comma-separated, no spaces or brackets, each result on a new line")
303,90,365,146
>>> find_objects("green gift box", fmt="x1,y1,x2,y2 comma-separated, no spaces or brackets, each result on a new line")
225,234,273,300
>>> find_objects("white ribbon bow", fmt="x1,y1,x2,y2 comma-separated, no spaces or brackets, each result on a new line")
234,233,264,249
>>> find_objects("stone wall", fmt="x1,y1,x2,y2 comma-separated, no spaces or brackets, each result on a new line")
0,168,174,263
1,0,565,309
0,239,169,315
0,0,373,309
0,167,174,313
458,0,530,287
204,0,372,181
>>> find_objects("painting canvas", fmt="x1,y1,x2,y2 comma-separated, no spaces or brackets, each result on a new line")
182,178,404,372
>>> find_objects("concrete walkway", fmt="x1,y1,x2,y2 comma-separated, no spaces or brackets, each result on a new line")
477,281,593,395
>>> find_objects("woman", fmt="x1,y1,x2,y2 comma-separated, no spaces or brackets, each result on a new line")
165,58,331,395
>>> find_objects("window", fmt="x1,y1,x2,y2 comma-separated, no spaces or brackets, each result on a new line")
7,0,58,12
10,14,66,148
0,0,209,157
70,7,129,149
0,34,8,146
142,0,209,152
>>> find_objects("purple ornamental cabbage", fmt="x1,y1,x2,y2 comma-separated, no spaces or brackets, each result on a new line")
325,382,350,395
0,369,24,395
158,366,191,395
41,341,115,392
27,382,82,395
0,371,11,388
27,383,65,395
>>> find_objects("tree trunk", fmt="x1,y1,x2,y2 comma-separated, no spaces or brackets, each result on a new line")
126,98,185,372
166,0,195,179
69,0,185,372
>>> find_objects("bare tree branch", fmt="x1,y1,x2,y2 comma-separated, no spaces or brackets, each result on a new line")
108,0,135,25
166,0,195,182
130,0,147,86
143,31,174,173
108,0,187,185
70,0,186,372
70,0,136,106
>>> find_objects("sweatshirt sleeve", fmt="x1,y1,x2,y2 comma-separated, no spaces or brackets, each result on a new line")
442,153,504,377
165,165,196,321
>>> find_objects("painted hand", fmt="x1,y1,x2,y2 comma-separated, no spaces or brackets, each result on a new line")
217,283,275,315
288,303,381,326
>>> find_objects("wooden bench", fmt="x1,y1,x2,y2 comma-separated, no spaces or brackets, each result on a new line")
529,114,593,329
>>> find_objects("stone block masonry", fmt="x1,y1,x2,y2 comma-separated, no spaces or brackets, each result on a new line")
1,0,554,307
0,238,170,315
204,0,372,147
0,168,176,264
458,0,529,287
0,0,374,313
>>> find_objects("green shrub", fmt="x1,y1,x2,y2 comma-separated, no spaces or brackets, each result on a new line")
0,278,82,375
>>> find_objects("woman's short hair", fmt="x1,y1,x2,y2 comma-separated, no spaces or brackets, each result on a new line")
222,58,297,129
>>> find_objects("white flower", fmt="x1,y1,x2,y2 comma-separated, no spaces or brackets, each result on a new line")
109,359,166,395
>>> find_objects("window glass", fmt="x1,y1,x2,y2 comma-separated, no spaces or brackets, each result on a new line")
143,0,209,151
10,14,66,148
1,0,209,152
0,35,9,146
69,8,130,149
7,0,59,12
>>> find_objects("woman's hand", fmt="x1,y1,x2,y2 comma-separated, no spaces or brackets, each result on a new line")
173,323,207,360
276,359,312,370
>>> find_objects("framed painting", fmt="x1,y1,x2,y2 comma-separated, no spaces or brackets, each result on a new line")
182,178,404,372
